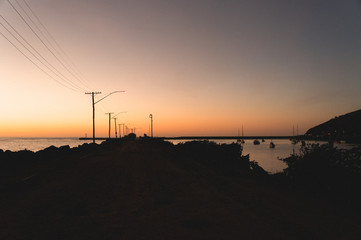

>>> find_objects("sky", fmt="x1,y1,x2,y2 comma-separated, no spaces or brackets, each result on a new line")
0,0,361,137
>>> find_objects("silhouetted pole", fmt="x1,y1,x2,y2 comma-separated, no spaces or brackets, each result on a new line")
118,124,121,137
112,111,127,138
105,112,114,138
85,91,101,143
149,114,153,137
85,91,126,143
113,117,117,138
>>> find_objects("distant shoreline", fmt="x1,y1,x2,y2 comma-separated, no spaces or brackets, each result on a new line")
78,135,361,143
79,136,294,140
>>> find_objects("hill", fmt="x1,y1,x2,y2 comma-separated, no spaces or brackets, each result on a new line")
305,109,361,142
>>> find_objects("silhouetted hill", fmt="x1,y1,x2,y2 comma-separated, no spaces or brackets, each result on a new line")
305,109,361,142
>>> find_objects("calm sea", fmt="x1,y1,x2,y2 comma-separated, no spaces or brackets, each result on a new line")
0,138,358,174
168,139,297,173
168,139,360,173
0,138,103,152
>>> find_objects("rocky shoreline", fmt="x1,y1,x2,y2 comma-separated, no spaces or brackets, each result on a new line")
1,138,360,239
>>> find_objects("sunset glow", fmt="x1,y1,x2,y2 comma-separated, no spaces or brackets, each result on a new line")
1,0,361,137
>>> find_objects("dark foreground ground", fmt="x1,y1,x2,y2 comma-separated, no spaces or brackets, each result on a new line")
1,139,360,239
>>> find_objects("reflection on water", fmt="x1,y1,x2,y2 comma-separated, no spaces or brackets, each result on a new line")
169,139,359,174
169,139,294,173
0,138,103,152
242,139,300,173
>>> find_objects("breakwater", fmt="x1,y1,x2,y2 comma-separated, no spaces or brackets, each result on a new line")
79,136,294,140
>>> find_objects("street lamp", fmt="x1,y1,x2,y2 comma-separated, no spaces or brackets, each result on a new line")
105,112,114,138
85,91,126,143
149,114,153,137
112,111,127,138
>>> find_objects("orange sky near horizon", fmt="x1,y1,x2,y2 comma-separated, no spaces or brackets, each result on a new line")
1,0,361,138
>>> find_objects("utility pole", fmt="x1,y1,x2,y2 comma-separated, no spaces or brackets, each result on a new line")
149,114,153,137
85,91,126,143
113,117,117,138
105,112,114,138
85,92,101,143
118,124,121,138
112,111,127,138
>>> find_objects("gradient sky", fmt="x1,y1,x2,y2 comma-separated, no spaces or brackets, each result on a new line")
1,0,361,137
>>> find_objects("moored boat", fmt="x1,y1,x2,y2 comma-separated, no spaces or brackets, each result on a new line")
237,126,245,144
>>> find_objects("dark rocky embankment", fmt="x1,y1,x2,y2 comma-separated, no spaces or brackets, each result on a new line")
1,138,361,239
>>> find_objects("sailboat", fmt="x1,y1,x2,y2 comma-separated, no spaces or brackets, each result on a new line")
237,126,245,144
291,125,298,144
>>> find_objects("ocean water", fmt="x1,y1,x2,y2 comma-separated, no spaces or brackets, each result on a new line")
0,138,103,152
169,139,297,173
168,139,360,173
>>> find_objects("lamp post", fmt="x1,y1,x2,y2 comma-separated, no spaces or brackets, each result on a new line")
149,114,153,137
122,123,125,137
112,111,127,138
105,112,114,138
85,91,126,143
113,118,118,138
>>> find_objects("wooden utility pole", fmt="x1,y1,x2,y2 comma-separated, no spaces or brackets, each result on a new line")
112,112,127,138
113,117,117,138
105,112,114,138
86,91,126,142
85,92,101,143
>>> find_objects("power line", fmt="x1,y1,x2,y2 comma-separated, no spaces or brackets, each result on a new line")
15,0,53,46
0,29,78,91
6,0,88,90
19,0,92,90
0,15,85,91
0,17,84,91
